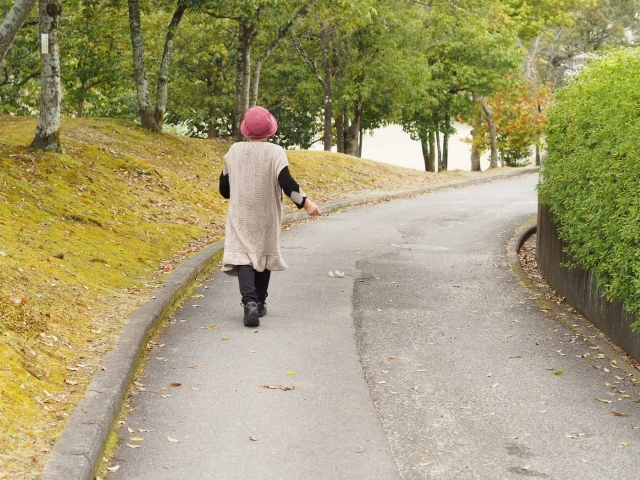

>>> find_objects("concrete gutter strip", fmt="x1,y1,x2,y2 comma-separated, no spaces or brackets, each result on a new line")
40,166,539,480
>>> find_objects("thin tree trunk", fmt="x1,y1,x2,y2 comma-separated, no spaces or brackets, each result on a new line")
0,0,36,63
77,96,84,118
336,111,344,153
435,126,441,170
31,0,62,152
428,130,436,172
358,121,363,157
154,1,187,129
127,0,159,131
346,103,361,157
420,131,429,171
321,26,332,151
482,95,498,168
207,123,217,139
442,132,449,172
470,92,481,171
235,20,254,140
535,142,540,166
249,0,316,108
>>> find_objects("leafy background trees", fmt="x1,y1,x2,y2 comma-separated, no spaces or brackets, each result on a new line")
0,0,637,167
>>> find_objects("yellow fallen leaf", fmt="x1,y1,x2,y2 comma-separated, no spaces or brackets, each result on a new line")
127,427,133,433
286,371,296,376
127,444,140,449
418,462,431,466
191,294,204,298
130,436,144,441
595,397,612,403
167,436,180,443
106,465,120,472
138,428,150,432
188,365,198,369
206,325,218,329
622,440,629,446
222,337,229,341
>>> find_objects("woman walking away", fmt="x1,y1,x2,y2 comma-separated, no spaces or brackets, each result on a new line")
219,106,322,327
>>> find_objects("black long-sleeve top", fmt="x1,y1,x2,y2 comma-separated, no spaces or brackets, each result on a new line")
219,165,307,209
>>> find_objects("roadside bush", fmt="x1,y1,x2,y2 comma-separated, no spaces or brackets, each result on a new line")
538,47,640,328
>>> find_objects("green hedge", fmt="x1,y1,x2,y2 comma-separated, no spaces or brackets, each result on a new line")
538,47,640,327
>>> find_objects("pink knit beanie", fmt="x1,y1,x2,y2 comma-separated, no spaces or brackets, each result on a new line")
240,106,278,139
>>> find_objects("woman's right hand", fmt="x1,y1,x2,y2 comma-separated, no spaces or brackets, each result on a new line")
304,200,322,216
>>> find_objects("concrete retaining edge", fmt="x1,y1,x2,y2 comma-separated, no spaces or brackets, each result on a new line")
41,165,539,480
536,204,640,363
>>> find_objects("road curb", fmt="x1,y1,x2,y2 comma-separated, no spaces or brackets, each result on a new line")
41,166,539,480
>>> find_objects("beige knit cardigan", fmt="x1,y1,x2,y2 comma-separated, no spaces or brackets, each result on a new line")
221,142,290,275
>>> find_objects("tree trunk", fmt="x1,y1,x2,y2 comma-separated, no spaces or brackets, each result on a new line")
30,0,62,152
249,0,316,108
358,121,363,157
435,121,441,170
441,132,449,172
420,131,430,171
470,92,481,171
127,0,159,131
535,142,540,166
154,1,187,129
336,110,344,153
428,130,436,172
345,103,361,157
77,96,84,118
235,20,255,140
321,26,332,151
0,0,37,64
207,123,217,139
482,95,498,168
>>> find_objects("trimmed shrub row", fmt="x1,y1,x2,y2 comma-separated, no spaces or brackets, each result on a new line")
538,47,640,328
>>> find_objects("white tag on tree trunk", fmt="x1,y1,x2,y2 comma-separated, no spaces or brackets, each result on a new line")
41,34,49,54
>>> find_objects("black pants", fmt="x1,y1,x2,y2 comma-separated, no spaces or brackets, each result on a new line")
237,265,271,305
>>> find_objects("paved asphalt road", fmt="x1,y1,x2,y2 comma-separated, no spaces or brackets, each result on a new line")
111,173,640,479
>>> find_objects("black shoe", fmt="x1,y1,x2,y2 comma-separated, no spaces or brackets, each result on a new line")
243,302,260,327
257,302,267,317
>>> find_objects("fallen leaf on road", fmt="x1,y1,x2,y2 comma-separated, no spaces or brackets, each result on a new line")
595,398,612,403
328,271,334,277
622,440,629,446
106,466,120,472
206,325,218,329
127,427,133,433
167,436,180,443
491,383,498,388
127,444,140,449
138,428,150,432
566,434,578,439
418,462,431,467
161,395,171,398
261,384,295,391
191,294,203,298
188,365,198,369
170,382,181,387
553,370,564,376
417,369,428,372
376,381,386,384
604,368,611,373
611,411,631,417
286,371,296,376
130,437,144,441
249,350,256,353
386,356,395,360
249,436,258,441
335,271,345,277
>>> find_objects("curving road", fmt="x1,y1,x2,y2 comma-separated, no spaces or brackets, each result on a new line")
111,173,640,479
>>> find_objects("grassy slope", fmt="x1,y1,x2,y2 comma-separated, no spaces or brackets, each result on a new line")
0,116,464,477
